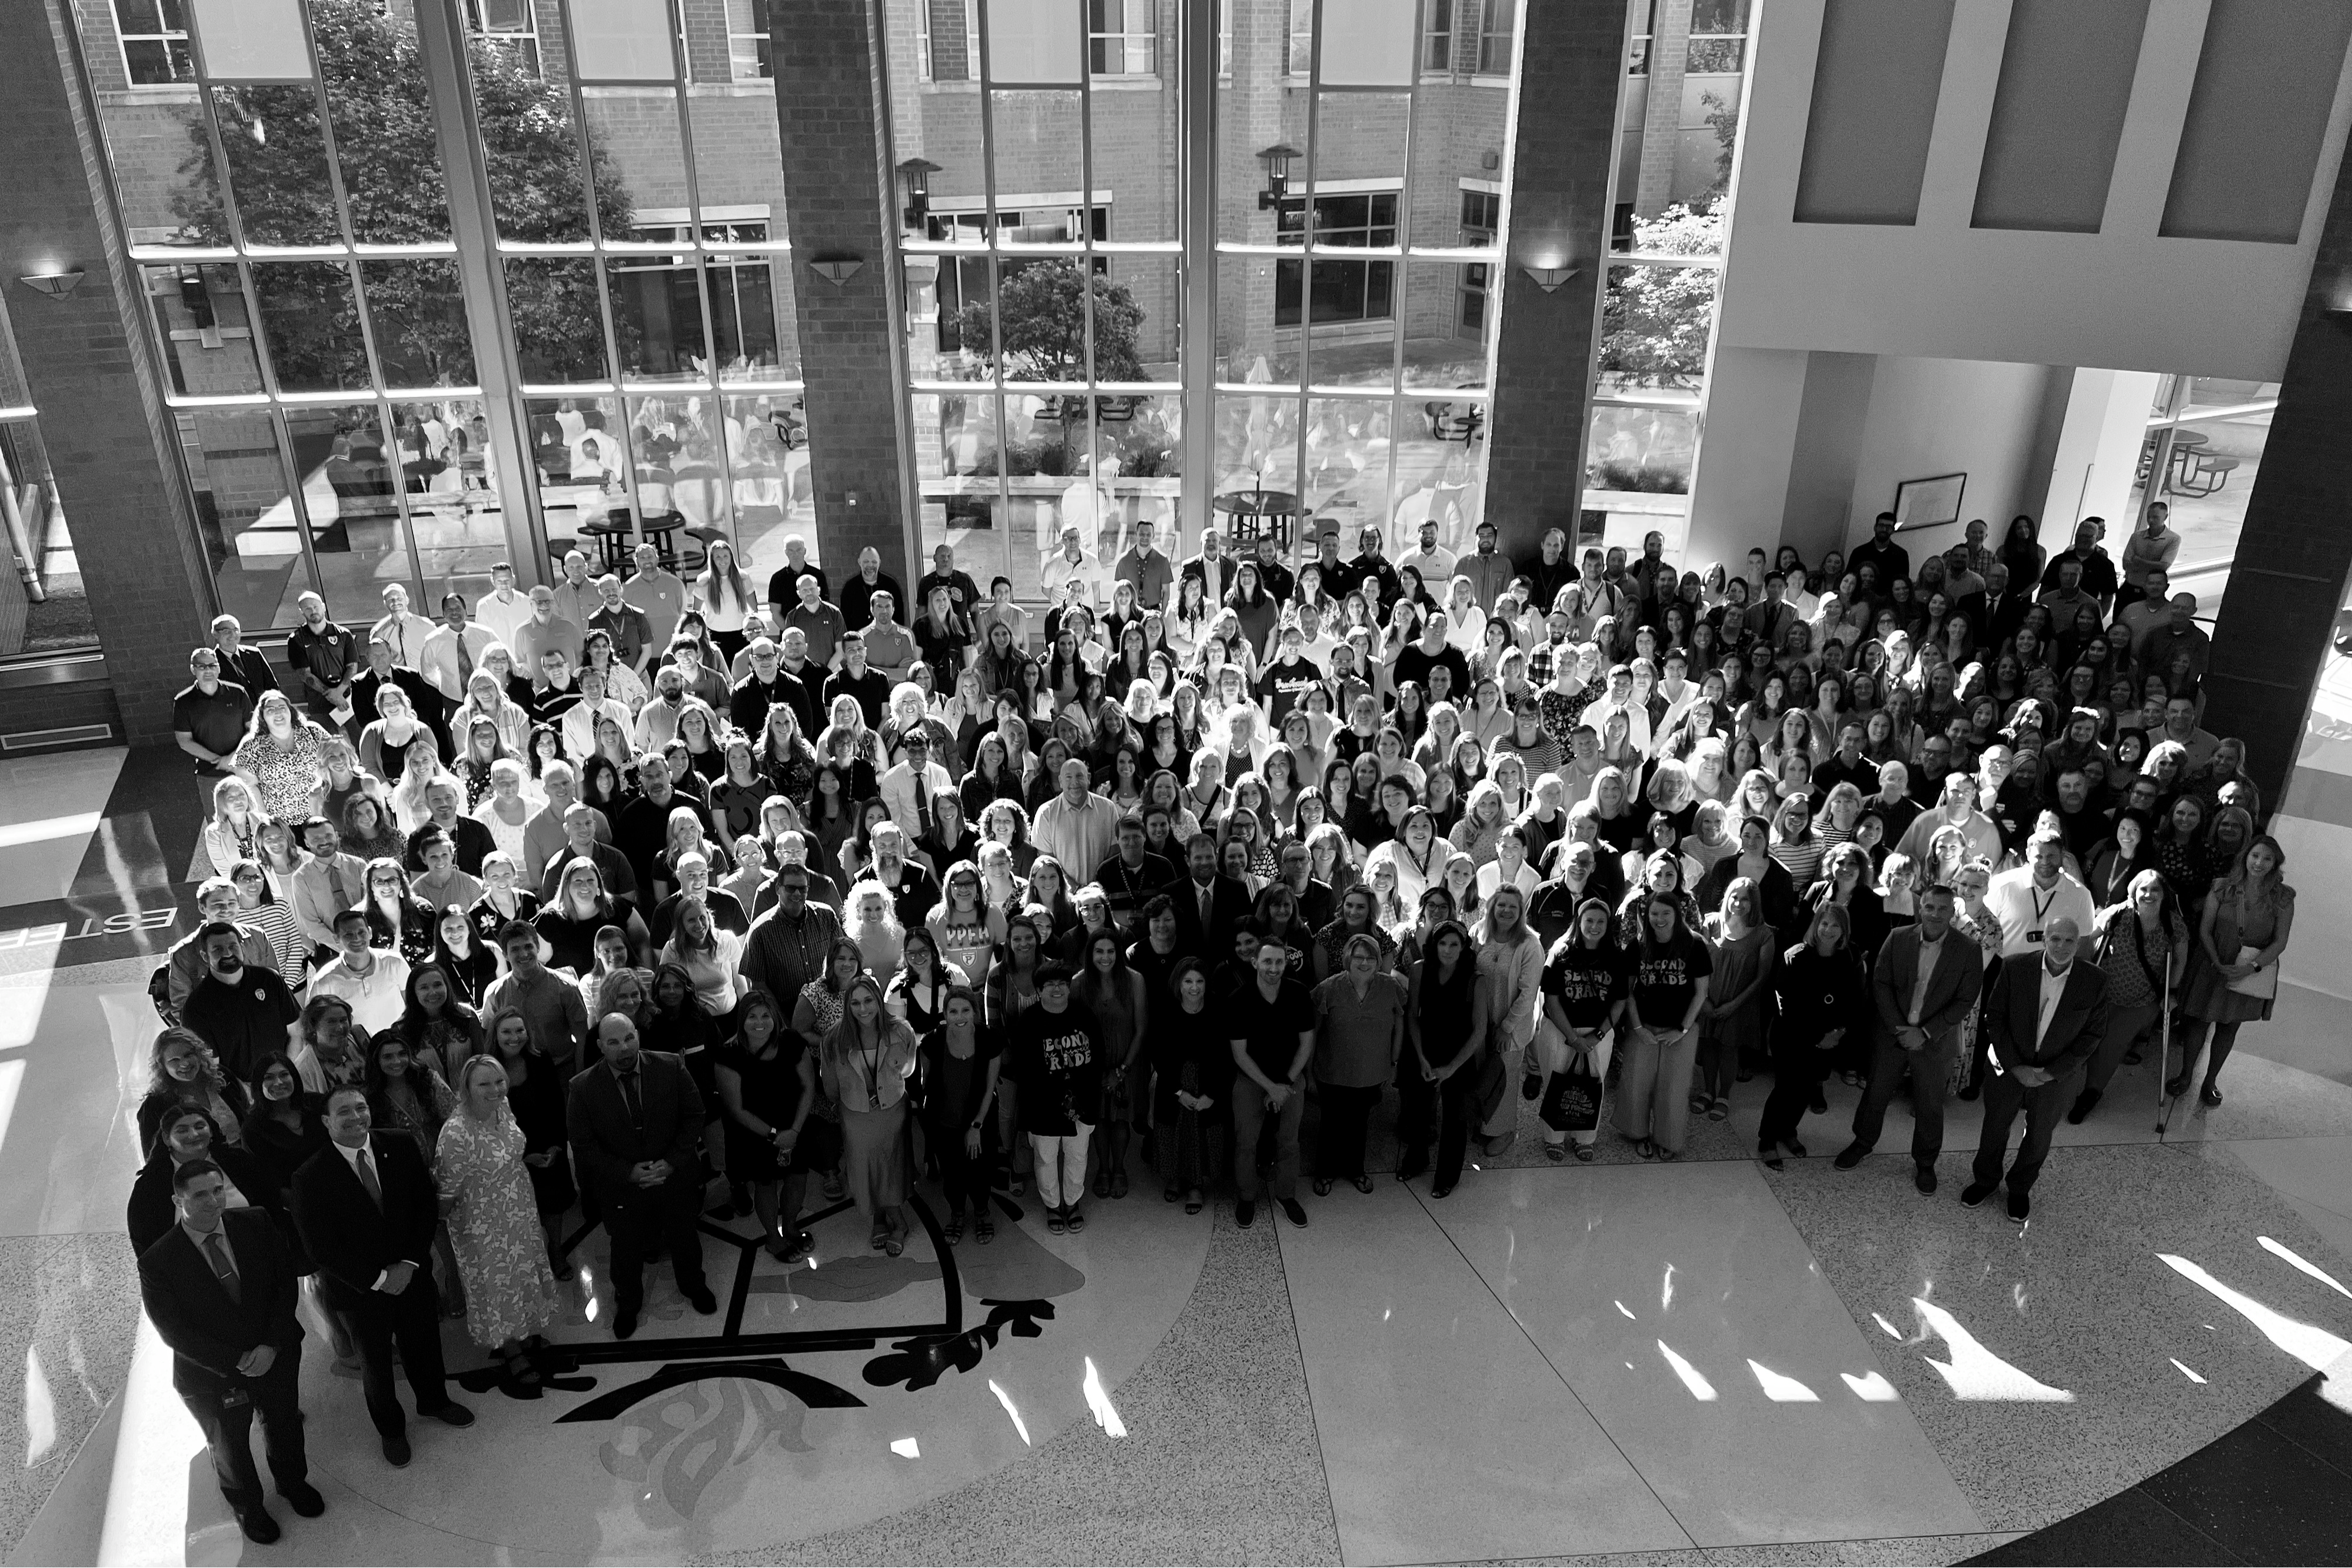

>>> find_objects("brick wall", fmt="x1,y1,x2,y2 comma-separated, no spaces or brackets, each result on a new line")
0,0,217,744
1482,0,1624,565
771,0,913,582
2202,136,2352,814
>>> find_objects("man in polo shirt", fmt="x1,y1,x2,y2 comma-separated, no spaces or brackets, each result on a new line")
175,648,253,793
1092,815,1177,935
1457,519,1513,612
285,592,358,731
1112,520,1174,610
511,585,583,673
823,634,892,728
915,543,983,620
483,921,592,1074
858,591,918,684
781,572,847,673
587,574,656,677
839,547,903,634
741,865,844,1006
621,543,686,655
1400,517,1455,592
305,910,410,1034
763,533,827,620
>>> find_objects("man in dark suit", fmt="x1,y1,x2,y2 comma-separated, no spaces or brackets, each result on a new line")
1961,560,2030,653
1169,832,1252,961
1965,917,2108,1220
568,1011,717,1339
138,1161,321,1543
1836,884,1985,1194
290,1086,473,1465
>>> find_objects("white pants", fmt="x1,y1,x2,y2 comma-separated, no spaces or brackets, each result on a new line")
1030,1124,1094,1211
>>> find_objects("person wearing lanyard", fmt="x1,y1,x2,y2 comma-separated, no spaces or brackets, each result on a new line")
1982,830,2094,959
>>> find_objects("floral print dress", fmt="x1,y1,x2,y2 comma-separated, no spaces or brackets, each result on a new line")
435,1109,558,1348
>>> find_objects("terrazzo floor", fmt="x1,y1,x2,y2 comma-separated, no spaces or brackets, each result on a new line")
5,747,2352,1565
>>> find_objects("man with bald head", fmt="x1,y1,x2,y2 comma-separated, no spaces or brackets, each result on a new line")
1964,916,2110,1221
566,1011,715,1339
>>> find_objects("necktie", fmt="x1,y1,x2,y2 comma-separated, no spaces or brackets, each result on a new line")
914,778,932,840
202,1231,241,1303
1198,881,1213,931
332,863,355,909
618,1070,644,1127
354,1146,384,1210
455,633,473,693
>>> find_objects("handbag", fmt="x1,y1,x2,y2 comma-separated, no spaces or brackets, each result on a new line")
1542,1044,1604,1134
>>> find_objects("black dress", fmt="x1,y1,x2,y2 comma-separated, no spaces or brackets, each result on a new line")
722,1036,814,1181
502,1057,578,1217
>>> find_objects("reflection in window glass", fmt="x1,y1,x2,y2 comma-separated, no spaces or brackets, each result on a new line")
251,261,372,393
116,0,195,83
360,260,476,389
300,402,423,611
185,409,314,629
0,417,98,654
1598,261,1718,394
505,257,615,384
727,0,774,79
2128,374,2276,625
142,264,263,399
316,18,455,245
203,85,340,247
1087,0,1155,75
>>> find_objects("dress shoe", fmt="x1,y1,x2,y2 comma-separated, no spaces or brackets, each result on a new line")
423,1400,474,1428
613,1309,640,1340
2067,1087,2100,1124
1279,1198,1308,1227
2007,1189,2031,1221
1832,1141,1869,1171
235,1507,281,1544
687,1287,718,1315
278,1482,325,1517
1235,1199,1256,1229
1959,1181,1994,1209
1914,1164,1937,1196
382,1433,412,1467
1957,1078,1982,1102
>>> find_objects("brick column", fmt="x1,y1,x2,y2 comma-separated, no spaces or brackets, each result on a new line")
1634,0,1691,215
1482,0,1624,564
770,0,915,585
0,0,215,742
2203,143,2352,815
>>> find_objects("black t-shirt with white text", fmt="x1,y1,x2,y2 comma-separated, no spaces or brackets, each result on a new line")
1542,934,1626,1031
1628,928,1714,1027
1254,656,1324,727
1007,1000,1103,1137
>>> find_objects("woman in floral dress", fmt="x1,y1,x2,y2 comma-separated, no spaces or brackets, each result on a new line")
437,1055,559,1387
1948,858,2006,1096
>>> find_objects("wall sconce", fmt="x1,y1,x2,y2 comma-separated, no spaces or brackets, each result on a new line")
897,157,940,231
18,269,86,299
1519,262,1579,293
1257,144,1302,211
809,254,865,287
2327,304,2352,334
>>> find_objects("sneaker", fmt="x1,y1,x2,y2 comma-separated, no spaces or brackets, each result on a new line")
1279,1198,1308,1227
1960,1181,1994,1209
2007,1189,2031,1221
1522,1071,1543,1101
1832,1141,1869,1171
1914,1164,1937,1196
235,1508,281,1544
1235,1199,1257,1229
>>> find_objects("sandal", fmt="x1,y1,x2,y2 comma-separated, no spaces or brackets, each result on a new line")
2200,1082,2224,1106
1163,1184,1182,1203
1353,1174,1375,1194
870,1230,889,1252
1545,1141,1566,1163
1655,1146,1681,1162
1184,1190,1205,1214
1093,1171,1112,1200
942,1215,964,1245
502,1348,540,1387
1312,1177,1334,1196
973,1216,995,1244
1064,1209,1086,1233
1688,1092,1711,1116
1761,1150,1785,1171
1006,1173,1026,1196
1636,1138,1657,1160
2164,1074,2191,1099
1573,1143,1596,1163
884,1230,905,1257
1708,1097,1730,1121
1046,1211,1067,1235
1110,1170,1128,1199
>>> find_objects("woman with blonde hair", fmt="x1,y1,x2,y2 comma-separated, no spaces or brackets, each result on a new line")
2172,834,2295,1107
201,777,264,880
843,879,906,978
435,1054,560,1386
1449,780,1511,867
820,974,919,1254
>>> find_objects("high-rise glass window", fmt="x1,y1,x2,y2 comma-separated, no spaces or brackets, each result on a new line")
73,0,810,628
114,0,195,83
0,301,97,654
890,0,1184,602
727,0,774,79
2127,375,2276,633
1213,0,1513,565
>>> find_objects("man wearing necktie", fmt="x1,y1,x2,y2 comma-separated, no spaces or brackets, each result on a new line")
139,1160,321,1544
291,1087,473,1467
291,817,374,960
567,1012,717,1340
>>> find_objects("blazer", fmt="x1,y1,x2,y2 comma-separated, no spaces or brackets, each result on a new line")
137,1207,304,1399
565,1051,704,1206
127,1141,281,1260
1169,873,1254,961
289,1133,441,1312
1984,953,2110,1081
1870,924,1986,1053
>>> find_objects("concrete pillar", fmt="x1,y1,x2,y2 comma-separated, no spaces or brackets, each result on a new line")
771,0,916,584
2203,141,2352,814
1483,0,1627,565
2041,368,2163,542
0,0,217,741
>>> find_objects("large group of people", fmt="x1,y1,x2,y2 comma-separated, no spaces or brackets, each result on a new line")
147,501,2295,1543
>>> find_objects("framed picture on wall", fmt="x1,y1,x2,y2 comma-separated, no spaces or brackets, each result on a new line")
1894,472,1966,531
